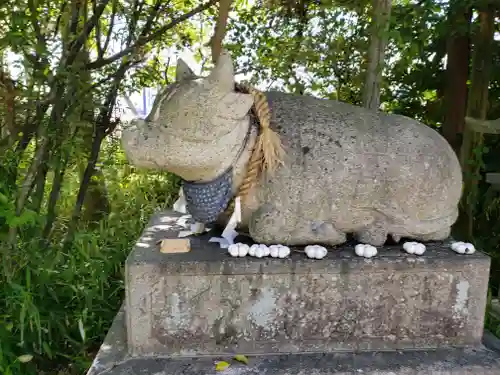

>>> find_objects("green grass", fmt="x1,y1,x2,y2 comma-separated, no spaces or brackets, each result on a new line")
0,148,180,375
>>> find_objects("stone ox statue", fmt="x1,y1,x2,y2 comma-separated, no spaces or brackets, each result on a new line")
121,51,463,248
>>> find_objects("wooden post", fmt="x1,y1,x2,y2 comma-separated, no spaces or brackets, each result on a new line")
486,173,500,191
442,0,472,153
457,115,500,240
464,117,500,135
456,5,495,240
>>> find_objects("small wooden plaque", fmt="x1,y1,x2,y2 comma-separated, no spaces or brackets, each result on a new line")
159,238,191,254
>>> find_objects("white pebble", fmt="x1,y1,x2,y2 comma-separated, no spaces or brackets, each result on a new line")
305,245,328,259
249,244,270,258
451,241,475,254
354,244,377,258
402,241,426,256
228,243,249,257
269,244,291,258
249,244,257,257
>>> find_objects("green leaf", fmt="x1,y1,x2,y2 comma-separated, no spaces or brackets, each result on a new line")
234,354,249,364
215,361,230,371
42,342,53,359
5,322,13,331
78,318,86,342
0,192,8,205
17,354,33,363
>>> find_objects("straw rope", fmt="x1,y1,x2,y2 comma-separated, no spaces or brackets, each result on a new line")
225,83,285,215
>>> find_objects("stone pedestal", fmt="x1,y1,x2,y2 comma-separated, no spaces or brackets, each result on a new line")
87,211,500,374
126,211,489,357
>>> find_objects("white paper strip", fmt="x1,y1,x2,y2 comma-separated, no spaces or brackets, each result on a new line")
210,197,242,249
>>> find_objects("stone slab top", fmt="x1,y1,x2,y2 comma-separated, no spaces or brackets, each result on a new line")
94,348,500,375
126,210,490,276
87,304,500,375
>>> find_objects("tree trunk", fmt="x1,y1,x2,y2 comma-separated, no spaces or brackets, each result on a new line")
31,147,49,213
79,94,111,225
81,168,111,224
362,0,392,110
211,0,232,64
457,3,495,241
442,0,472,153
0,68,18,146
74,2,111,227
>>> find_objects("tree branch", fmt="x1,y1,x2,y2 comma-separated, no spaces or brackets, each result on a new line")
25,0,54,86
53,1,69,38
127,0,144,46
8,130,49,244
40,136,72,243
63,62,129,248
39,83,73,242
28,0,46,49
0,69,18,137
66,0,111,66
93,0,104,58
86,0,217,70
103,0,118,55
139,0,164,40
69,0,80,35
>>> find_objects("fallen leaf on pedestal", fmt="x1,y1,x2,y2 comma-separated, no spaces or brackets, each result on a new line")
215,361,230,371
234,354,249,364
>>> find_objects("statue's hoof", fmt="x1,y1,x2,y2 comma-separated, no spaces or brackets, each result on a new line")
354,244,378,258
402,241,426,255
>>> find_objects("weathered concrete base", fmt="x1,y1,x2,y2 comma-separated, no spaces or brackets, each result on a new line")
126,211,490,356
87,305,500,375
87,211,498,373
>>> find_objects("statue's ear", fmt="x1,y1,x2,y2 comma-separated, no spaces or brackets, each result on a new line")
175,58,195,82
217,92,254,119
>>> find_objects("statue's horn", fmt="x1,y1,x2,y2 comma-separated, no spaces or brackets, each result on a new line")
208,50,234,91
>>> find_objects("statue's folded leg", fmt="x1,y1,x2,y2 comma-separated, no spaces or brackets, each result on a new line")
354,220,451,246
413,227,451,242
248,204,346,246
354,219,388,247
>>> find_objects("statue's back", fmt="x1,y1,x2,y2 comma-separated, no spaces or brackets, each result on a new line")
246,90,462,246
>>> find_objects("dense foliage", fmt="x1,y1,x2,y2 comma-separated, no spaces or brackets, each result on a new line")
0,0,499,373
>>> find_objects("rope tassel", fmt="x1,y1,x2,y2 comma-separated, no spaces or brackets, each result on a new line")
226,83,286,215
238,82,286,174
